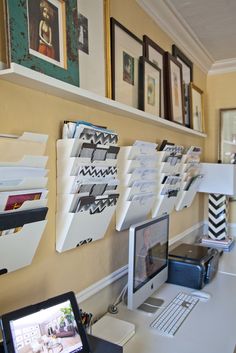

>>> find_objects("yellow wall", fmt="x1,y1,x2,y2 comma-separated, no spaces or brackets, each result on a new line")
207,72,236,222
0,0,206,314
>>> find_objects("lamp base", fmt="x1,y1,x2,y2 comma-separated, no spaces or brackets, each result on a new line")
201,236,234,251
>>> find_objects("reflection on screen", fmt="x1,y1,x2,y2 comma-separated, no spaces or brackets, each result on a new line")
10,300,83,353
134,220,168,291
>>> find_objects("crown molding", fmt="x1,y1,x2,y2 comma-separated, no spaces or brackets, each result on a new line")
137,0,214,73
208,58,236,76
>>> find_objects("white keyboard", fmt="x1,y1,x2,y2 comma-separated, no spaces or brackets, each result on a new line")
150,292,199,337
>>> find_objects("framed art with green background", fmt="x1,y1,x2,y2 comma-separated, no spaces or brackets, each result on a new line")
5,0,80,86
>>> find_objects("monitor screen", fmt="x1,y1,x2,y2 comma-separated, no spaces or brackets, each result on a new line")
1,292,90,353
127,215,169,311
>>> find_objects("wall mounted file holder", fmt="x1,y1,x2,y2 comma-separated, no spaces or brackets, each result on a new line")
56,128,120,253
0,220,47,275
116,143,158,231
56,196,118,252
0,132,48,275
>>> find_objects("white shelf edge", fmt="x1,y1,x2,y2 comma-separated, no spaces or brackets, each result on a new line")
223,140,236,146
0,63,207,138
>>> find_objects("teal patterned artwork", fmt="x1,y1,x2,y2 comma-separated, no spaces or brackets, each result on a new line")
7,0,80,86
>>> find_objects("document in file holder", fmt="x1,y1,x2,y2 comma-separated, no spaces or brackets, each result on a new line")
57,176,118,195
57,138,120,160
56,194,119,252
0,189,48,211
73,123,118,145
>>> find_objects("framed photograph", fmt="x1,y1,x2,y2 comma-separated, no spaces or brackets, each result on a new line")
190,83,204,132
165,52,185,125
111,18,143,109
77,0,111,97
172,45,193,127
139,56,161,116
6,0,79,86
143,35,165,118
219,108,236,163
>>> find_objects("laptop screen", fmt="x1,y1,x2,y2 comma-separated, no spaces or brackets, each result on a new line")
1,292,90,353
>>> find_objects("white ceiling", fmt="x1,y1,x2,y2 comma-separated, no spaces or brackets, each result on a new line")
166,0,236,61
137,0,236,74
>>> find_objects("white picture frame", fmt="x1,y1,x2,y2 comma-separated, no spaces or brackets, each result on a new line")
77,0,111,97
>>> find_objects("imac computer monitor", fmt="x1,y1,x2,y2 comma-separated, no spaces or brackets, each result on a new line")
127,215,169,312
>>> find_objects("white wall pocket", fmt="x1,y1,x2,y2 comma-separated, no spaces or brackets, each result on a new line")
0,156,48,168
57,176,118,195
0,133,48,162
175,175,203,211
0,189,48,212
156,151,182,174
152,186,180,218
56,194,119,252
116,193,155,231
0,220,47,275
120,180,158,201
0,177,48,192
57,138,119,160
120,167,159,187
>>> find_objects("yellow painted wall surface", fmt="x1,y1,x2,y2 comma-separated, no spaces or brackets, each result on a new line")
207,72,236,222
0,0,206,314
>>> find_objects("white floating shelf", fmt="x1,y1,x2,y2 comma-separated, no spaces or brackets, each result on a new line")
0,63,207,138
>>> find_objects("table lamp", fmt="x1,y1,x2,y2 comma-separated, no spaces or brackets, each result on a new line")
198,163,236,250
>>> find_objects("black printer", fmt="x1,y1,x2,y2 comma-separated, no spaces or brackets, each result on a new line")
167,243,220,289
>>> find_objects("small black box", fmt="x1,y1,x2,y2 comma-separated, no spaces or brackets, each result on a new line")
167,243,219,289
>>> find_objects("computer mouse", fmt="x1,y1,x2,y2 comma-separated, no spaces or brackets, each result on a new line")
190,290,211,302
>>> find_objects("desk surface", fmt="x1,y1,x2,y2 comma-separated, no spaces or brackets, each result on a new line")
116,260,236,353
218,244,236,276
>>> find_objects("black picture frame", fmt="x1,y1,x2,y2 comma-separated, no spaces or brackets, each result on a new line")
139,56,161,117
172,45,193,127
164,52,185,125
143,35,165,118
110,18,143,109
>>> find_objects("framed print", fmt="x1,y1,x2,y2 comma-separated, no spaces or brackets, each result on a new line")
190,83,204,132
139,56,161,116
111,18,143,109
172,44,193,127
219,108,236,163
6,0,79,86
143,35,165,118
77,0,111,97
165,52,184,125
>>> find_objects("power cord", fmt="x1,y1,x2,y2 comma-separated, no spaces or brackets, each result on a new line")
107,283,128,314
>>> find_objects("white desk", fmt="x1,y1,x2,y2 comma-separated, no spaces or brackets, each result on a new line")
115,252,236,353
219,244,236,276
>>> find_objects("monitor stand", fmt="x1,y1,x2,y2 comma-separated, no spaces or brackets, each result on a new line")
138,297,164,314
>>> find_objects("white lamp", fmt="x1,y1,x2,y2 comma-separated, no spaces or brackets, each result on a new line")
198,163,236,249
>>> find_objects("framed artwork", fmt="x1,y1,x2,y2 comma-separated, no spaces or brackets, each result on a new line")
172,44,193,127
77,0,111,97
139,56,161,116
219,108,236,163
5,0,79,86
143,35,165,118
165,53,184,125
110,18,143,109
190,83,204,132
